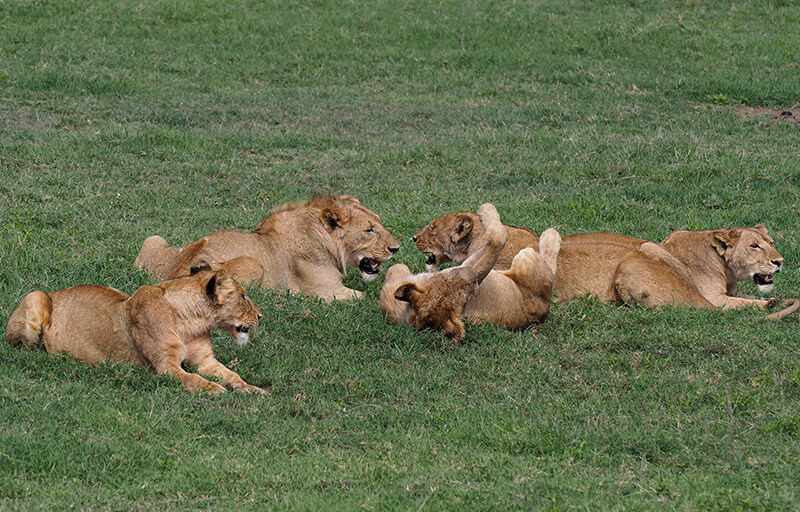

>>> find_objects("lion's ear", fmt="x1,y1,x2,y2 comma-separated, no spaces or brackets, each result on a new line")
205,273,218,301
754,224,768,235
712,230,738,257
190,263,211,275
395,283,423,303
451,214,474,243
321,208,346,233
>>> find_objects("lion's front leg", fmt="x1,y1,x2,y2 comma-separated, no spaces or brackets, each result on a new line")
717,295,776,310
186,336,265,393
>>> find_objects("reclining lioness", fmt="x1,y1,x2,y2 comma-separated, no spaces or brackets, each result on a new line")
135,194,400,301
5,269,264,393
381,203,561,342
413,210,783,309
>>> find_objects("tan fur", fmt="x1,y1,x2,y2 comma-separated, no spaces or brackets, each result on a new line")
5,270,264,393
413,212,783,309
381,204,560,342
135,195,400,301
413,211,539,272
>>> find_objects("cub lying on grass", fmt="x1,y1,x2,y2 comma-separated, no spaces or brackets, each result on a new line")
413,210,783,309
381,203,561,342
135,194,400,301
5,269,264,393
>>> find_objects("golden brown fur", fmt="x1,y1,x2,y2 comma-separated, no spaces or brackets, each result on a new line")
613,225,783,309
135,195,400,301
5,270,263,393
413,212,783,309
381,203,561,342
413,211,539,271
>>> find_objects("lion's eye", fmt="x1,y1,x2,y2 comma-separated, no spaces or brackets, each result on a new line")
751,243,760,249
241,294,247,300
366,227,374,233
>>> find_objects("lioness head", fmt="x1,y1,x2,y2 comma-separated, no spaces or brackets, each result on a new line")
712,224,784,294
393,266,478,343
318,195,400,282
412,212,480,272
204,270,262,346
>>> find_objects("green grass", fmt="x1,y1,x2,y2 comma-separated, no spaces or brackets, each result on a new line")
2,0,800,509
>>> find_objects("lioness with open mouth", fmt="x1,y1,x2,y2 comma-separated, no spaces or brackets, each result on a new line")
413,209,783,310
135,194,400,301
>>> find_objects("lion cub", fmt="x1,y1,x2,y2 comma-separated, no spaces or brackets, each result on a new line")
5,269,264,394
381,203,561,342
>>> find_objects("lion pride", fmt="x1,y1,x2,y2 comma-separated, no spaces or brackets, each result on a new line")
413,210,783,309
381,203,561,342
135,194,400,301
5,269,263,393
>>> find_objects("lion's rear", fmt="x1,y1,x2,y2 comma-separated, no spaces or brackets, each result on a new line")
5,291,52,350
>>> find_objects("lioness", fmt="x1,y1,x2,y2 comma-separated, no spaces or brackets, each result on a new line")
135,194,400,301
381,203,561,342
5,269,264,393
413,211,783,309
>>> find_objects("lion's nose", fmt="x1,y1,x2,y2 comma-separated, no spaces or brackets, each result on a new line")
257,313,262,320
773,259,784,270
389,246,399,254
411,236,418,242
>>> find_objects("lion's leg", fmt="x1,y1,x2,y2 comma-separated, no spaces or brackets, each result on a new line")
148,349,227,393
127,295,226,393
463,203,508,284
185,336,264,393
614,246,714,308
537,228,562,275
715,295,775,310
5,291,51,350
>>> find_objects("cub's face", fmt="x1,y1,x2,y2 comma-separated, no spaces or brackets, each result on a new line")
394,266,478,343
718,225,784,294
413,212,478,272
213,275,262,346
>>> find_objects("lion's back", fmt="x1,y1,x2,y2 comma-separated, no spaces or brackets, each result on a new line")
44,285,144,365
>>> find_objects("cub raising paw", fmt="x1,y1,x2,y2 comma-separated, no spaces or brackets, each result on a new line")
381,203,561,343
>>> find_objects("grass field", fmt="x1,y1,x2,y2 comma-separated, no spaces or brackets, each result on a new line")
2,1,800,510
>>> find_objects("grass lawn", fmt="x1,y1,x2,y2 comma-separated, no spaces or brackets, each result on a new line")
2,1,800,510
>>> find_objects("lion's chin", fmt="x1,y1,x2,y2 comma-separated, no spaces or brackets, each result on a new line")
233,325,251,346
423,253,442,273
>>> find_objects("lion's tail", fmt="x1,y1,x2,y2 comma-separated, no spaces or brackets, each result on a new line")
5,291,52,350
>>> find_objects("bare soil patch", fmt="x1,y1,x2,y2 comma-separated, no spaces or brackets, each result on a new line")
736,104,800,126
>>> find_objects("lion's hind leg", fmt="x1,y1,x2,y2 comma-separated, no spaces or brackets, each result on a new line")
5,291,52,350
614,243,714,308
506,247,556,315
537,228,562,275
135,235,181,280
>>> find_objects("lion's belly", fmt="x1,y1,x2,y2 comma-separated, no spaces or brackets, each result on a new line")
464,274,533,330
43,286,144,366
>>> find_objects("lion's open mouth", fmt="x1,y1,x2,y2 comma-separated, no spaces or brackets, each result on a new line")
359,257,381,275
425,253,436,266
754,273,774,286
